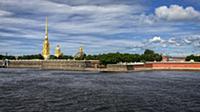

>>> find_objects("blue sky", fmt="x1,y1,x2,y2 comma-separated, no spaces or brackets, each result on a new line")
0,0,200,56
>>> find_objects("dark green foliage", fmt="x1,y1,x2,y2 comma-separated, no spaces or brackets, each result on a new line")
85,49,162,65
0,55,16,60
74,54,86,60
18,54,44,60
186,55,200,62
50,55,73,60
0,54,73,60
144,49,155,55
59,55,73,60
141,53,162,62
0,49,162,64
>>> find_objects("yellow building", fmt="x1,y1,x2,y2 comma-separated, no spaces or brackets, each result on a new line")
55,45,62,58
74,46,85,60
42,17,50,60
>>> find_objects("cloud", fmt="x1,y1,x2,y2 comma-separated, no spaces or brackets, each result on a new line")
183,35,200,47
0,0,199,56
148,36,184,48
184,39,192,44
0,0,144,15
0,10,13,16
149,36,165,43
168,38,176,44
48,0,145,6
155,5,200,21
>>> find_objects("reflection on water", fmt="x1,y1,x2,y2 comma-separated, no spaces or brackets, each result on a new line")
0,68,200,112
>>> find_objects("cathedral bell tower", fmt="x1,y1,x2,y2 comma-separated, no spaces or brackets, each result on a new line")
55,45,62,58
42,17,50,60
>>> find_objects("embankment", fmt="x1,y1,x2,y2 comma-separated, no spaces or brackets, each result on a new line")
1,60,200,72
105,62,200,72
145,62,200,70
0,60,100,71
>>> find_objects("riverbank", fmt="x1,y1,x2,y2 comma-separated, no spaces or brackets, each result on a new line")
1,60,200,72
2,60,200,72
0,60,100,71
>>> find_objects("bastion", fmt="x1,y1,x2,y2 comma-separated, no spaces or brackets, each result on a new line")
0,60,100,71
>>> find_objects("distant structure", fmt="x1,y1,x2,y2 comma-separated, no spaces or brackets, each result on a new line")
169,56,186,62
162,55,186,62
42,17,50,60
55,45,62,58
74,47,85,60
162,55,169,62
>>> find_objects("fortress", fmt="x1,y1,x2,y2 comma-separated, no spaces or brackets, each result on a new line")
42,17,84,60
0,17,100,71
1,17,200,72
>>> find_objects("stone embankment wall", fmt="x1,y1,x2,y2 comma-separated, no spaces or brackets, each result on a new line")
106,64,134,72
42,60,87,70
0,60,100,70
8,60,42,68
1,60,200,71
106,62,200,72
145,62,200,70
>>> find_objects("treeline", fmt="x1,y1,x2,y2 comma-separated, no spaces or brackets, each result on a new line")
0,54,73,60
0,49,162,65
185,55,200,62
49,55,73,60
18,54,44,60
85,49,162,65
0,55,15,60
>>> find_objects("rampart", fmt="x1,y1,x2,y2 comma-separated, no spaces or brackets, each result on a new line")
105,62,200,72
0,60,100,70
41,60,87,70
106,64,133,72
1,60,200,72
8,60,42,68
145,62,200,70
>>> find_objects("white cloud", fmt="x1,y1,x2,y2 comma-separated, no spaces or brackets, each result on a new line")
138,14,157,25
155,5,200,21
168,38,176,44
184,39,192,44
175,43,181,46
0,10,12,16
0,0,143,15
0,0,199,56
149,36,164,43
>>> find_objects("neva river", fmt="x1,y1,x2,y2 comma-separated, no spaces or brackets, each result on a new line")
0,68,200,112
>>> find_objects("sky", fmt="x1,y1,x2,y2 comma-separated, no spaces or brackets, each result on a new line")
0,0,200,56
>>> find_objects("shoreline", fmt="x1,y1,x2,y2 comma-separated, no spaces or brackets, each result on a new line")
2,67,200,73
1,60,200,73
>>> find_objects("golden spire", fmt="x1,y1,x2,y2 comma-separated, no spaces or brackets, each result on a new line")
42,17,50,60
45,17,48,37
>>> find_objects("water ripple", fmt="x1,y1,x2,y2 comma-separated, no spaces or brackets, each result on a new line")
0,69,200,112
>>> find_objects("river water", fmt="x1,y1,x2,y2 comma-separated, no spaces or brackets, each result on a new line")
0,68,200,112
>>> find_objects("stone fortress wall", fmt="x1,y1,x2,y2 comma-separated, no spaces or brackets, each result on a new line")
105,62,200,72
0,60,100,71
1,60,200,72
144,62,200,70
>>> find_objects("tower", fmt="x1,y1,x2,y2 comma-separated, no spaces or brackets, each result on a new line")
42,17,50,60
74,46,85,60
79,46,84,56
55,45,62,58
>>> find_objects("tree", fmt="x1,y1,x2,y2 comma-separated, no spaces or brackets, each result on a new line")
186,55,200,62
144,49,155,55
0,49,162,64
